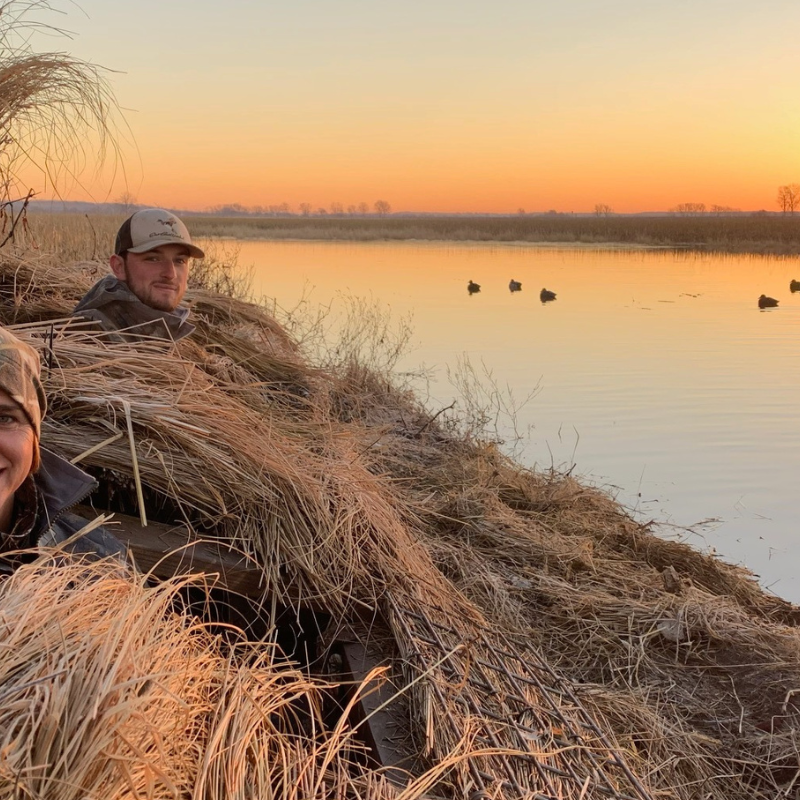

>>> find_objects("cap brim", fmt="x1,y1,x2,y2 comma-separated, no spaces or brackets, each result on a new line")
127,237,204,259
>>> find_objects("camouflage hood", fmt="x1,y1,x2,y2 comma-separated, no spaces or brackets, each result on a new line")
0,326,46,441
72,275,195,342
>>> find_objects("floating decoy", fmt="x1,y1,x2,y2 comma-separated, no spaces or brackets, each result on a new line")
467,280,481,294
540,288,556,302
758,294,778,309
790,279,800,293
509,279,522,292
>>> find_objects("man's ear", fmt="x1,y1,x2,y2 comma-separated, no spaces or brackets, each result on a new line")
109,254,126,280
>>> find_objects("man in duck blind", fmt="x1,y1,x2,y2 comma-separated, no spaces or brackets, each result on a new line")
73,208,204,342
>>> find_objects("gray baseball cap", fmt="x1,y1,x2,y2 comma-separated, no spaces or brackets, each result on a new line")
114,208,204,259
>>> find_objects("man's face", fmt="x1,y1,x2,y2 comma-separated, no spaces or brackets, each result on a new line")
109,244,191,312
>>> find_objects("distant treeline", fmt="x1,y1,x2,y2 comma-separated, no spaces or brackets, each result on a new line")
184,213,800,255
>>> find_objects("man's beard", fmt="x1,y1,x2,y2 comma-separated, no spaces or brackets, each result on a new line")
123,264,180,312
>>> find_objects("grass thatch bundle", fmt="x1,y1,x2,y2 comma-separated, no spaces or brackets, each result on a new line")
31,328,651,798
0,556,413,800
366,413,800,798
0,252,799,798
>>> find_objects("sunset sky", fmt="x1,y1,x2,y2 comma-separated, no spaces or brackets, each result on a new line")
23,0,800,213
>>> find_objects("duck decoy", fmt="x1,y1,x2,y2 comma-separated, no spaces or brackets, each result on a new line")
509,279,522,292
758,294,778,309
540,288,556,302
467,280,481,294
790,279,800,293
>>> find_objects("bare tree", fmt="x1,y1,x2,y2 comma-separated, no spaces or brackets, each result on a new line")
357,202,370,215
115,191,137,214
299,202,312,217
777,184,800,215
210,203,247,216
710,204,740,215
330,202,344,215
594,203,613,216
670,202,706,215
346,204,357,215
374,199,391,217
517,207,526,215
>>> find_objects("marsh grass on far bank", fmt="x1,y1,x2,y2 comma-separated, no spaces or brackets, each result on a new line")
183,213,800,254
19,210,800,256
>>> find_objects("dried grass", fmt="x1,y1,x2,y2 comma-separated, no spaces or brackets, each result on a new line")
0,556,418,799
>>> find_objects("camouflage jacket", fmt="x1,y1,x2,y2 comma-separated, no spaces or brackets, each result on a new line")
0,448,128,574
72,275,195,343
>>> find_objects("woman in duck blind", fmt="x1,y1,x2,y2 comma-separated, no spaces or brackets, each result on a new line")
0,326,126,574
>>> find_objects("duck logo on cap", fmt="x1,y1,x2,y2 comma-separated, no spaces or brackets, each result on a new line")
158,218,177,230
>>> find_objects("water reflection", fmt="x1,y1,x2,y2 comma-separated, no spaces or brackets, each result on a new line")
204,240,800,602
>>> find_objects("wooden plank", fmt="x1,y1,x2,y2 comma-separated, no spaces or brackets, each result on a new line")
337,639,420,785
84,508,435,788
76,505,266,597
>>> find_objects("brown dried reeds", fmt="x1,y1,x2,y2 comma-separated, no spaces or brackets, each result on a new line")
10,311,653,794
0,556,409,800
366,429,800,798
0,249,91,321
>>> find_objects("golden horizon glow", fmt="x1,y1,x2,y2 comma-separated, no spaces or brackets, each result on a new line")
19,1,800,214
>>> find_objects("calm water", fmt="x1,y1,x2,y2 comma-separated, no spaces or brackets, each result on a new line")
207,240,800,602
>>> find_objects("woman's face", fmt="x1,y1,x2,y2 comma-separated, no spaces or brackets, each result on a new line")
0,388,35,532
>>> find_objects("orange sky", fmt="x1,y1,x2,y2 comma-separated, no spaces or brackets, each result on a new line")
18,0,800,214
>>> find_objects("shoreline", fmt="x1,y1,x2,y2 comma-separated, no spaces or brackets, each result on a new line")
197,234,677,251
193,233,800,257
